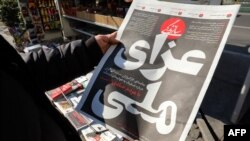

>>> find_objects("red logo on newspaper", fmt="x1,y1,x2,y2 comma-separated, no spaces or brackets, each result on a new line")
199,13,204,17
227,13,232,18
160,17,186,40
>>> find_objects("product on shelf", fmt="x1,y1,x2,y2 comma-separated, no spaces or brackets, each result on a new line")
59,0,131,39
61,0,77,16
38,0,61,31
19,0,45,42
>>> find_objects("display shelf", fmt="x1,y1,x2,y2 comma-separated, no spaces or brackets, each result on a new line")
72,28,94,37
57,0,131,40
63,14,119,30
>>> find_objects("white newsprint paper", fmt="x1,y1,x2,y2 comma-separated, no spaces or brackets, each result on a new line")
77,0,240,140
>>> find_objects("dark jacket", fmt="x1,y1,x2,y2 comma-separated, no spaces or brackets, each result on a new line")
0,35,103,141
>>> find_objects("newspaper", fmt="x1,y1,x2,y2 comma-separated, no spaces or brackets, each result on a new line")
77,0,240,140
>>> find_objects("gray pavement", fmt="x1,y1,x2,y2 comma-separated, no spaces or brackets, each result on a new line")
197,118,215,141
227,12,250,48
198,45,250,140
197,12,250,141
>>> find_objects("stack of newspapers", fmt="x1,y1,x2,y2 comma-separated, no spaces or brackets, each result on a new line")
45,71,127,141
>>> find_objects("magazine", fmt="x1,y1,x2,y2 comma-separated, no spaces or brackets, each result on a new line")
76,0,240,140
45,79,83,100
54,97,74,114
44,74,91,130
81,126,117,141
65,110,91,130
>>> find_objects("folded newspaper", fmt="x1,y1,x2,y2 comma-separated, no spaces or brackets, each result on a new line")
76,0,240,141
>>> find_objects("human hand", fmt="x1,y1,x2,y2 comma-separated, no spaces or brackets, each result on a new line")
95,32,119,54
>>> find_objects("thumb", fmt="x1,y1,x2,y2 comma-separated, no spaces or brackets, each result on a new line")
108,32,120,44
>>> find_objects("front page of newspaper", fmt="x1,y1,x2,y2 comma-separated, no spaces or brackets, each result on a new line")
77,0,240,140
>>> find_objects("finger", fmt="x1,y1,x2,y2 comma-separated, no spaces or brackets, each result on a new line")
105,35,110,43
109,31,117,38
109,38,119,44
99,35,109,43
95,35,110,53
108,32,120,44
